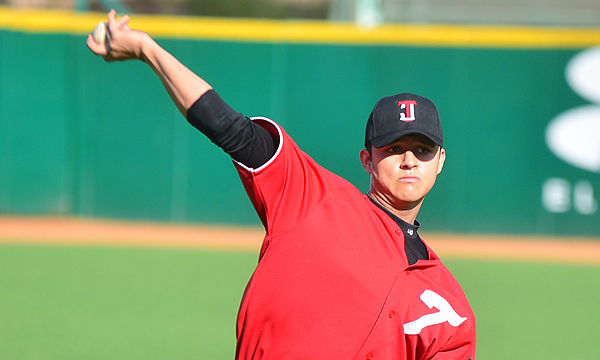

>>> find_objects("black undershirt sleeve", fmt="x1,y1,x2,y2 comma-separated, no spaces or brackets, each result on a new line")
186,90,277,169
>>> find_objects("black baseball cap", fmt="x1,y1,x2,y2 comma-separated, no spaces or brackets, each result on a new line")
364,93,443,148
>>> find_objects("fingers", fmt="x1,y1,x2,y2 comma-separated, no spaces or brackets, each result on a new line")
107,10,129,32
86,34,106,56
87,10,126,60
107,9,117,44
86,10,115,58
107,9,117,25
87,10,141,61
117,15,130,30
86,34,114,61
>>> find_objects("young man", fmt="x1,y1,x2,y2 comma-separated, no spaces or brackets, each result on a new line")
87,11,476,360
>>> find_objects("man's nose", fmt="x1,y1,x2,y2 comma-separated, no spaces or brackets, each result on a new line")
400,151,418,169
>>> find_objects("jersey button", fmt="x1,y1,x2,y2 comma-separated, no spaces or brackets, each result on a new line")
405,270,411,275
388,310,395,318
395,229,402,236
366,353,373,360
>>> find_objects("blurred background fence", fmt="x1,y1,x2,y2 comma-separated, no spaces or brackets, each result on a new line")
4,0,600,26
0,3,599,236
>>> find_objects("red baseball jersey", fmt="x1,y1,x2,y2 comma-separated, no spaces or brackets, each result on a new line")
233,118,476,360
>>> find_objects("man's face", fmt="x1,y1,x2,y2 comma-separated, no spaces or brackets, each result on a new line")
360,133,446,213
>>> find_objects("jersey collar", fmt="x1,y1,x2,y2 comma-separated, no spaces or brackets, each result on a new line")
366,194,421,236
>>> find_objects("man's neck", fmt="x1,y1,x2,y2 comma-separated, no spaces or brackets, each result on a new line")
367,192,423,225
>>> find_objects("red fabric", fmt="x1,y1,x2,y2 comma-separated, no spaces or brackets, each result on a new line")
234,118,475,360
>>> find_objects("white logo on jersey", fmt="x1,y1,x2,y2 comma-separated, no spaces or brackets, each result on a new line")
403,290,467,335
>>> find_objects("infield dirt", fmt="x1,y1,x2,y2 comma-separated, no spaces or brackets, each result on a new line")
1,215,599,265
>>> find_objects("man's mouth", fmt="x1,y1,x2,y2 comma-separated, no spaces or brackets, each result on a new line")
399,176,419,183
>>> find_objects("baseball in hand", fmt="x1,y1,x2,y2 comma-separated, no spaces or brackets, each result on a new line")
92,21,108,45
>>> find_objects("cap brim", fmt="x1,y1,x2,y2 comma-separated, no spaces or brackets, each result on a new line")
370,130,443,148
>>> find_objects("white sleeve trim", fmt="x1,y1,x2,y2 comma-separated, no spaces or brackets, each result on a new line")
233,116,284,173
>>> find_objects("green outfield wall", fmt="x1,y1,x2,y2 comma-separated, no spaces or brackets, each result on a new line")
1,7,600,236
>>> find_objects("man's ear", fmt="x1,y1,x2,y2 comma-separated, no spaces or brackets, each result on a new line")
437,148,446,175
360,148,372,174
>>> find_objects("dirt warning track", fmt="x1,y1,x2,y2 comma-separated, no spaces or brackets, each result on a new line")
1,215,599,265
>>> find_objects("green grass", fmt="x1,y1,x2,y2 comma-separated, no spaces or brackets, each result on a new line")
1,243,599,359
445,258,600,359
0,244,258,359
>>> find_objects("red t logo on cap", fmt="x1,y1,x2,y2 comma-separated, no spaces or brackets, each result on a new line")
398,100,417,122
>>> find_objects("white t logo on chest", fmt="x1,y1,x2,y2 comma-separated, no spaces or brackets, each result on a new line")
403,290,467,335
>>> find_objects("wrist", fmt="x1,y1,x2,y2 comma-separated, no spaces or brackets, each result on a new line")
138,32,155,63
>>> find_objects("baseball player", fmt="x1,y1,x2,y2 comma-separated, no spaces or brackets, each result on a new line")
87,10,476,360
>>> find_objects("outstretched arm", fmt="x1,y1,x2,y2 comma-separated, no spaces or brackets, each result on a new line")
86,10,277,168
86,10,211,116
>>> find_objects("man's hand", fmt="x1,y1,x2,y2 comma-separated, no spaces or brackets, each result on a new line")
86,9,149,62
